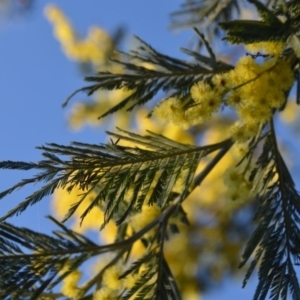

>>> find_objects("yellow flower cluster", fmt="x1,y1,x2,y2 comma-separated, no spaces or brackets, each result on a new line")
45,6,295,296
44,5,112,67
154,41,294,143
136,108,194,144
51,185,104,233
130,204,161,237
189,81,223,121
227,55,294,142
153,82,223,129
245,41,286,56
60,263,83,299
69,88,133,130
223,167,254,203
152,97,191,129
93,287,113,300
92,263,151,299
44,5,134,131
102,265,123,290
185,52,293,143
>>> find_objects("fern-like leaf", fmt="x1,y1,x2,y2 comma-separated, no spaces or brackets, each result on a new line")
0,130,229,229
63,37,232,118
219,19,292,44
240,125,300,300
0,217,99,299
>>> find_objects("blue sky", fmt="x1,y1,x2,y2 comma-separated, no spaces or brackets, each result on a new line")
1,1,294,299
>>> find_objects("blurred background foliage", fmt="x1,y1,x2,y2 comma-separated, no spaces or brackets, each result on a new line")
1,0,300,299
43,3,263,299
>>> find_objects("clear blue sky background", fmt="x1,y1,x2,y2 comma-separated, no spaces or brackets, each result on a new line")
2,1,299,299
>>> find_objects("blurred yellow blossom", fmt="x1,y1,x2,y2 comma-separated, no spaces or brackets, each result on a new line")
280,101,299,124
245,41,286,56
44,4,112,67
130,204,161,235
102,265,123,290
152,97,190,129
190,81,212,102
60,262,84,299
44,4,298,299
93,287,114,300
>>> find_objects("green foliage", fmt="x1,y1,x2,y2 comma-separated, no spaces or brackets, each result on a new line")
219,0,300,45
0,130,221,225
0,216,97,299
1,1,300,299
0,139,231,299
63,37,232,119
170,0,244,46
0,129,232,298
170,0,280,47
219,19,291,44
249,0,281,25
239,123,300,299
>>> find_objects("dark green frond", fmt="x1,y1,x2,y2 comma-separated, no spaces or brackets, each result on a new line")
63,37,232,118
121,246,181,300
240,126,300,300
248,0,282,25
170,0,243,36
0,161,39,171
120,250,155,280
170,0,281,44
0,218,98,299
219,19,291,44
276,0,300,25
0,130,228,229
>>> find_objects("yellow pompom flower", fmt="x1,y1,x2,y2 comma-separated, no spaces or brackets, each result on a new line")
223,168,244,188
45,4,112,67
152,97,181,121
226,91,243,108
243,122,261,139
223,166,255,204
184,104,207,125
152,97,190,129
230,121,259,143
227,179,254,204
212,73,231,92
261,71,278,91
245,41,286,56
44,5,76,46
190,81,212,102
187,88,222,126
130,204,161,234
61,269,83,299
237,101,272,124
201,90,223,112
267,88,286,108
102,265,123,290
123,272,140,289
227,187,247,203
233,55,261,82
93,287,116,300
270,59,295,91
231,143,248,160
